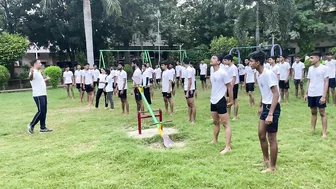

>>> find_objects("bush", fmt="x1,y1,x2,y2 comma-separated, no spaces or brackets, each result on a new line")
0,65,10,90
329,47,336,55
304,58,325,70
19,65,30,80
123,64,133,79
44,66,62,88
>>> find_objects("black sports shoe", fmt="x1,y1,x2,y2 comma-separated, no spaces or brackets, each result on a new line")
27,124,34,134
40,128,53,133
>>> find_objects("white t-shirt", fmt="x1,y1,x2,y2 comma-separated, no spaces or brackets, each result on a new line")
170,68,176,81
93,69,100,82
245,66,256,83
155,68,162,79
307,64,328,97
279,62,291,81
176,65,182,77
181,67,187,78
228,64,239,84
146,67,154,79
84,70,94,85
257,69,280,104
210,68,232,104
184,66,196,90
237,64,246,75
132,68,142,85
74,70,83,84
210,66,214,75
264,63,271,70
105,75,115,92
325,59,336,79
200,63,207,75
220,64,229,71
142,70,151,87
271,64,280,76
162,70,173,93
98,74,107,89
292,62,305,80
63,71,73,84
29,69,47,97
117,70,128,90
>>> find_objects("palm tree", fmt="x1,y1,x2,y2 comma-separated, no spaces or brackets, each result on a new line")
42,0,121,67
225,0,295,46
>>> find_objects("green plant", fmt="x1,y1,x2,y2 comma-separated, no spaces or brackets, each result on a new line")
123,64,133,79
44,66,62,88
19,65,30,80
304,58,326,70
330,47,336,55
0,65,10,90
210,36,238,55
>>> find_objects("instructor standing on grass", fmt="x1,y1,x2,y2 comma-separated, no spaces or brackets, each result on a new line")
27,59,53,134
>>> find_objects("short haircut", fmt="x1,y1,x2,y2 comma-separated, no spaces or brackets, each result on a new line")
213,54,223,63
161,61,169,66
118,63,124,67
326,52,332,56
183,59,189,65
310,51,321,57
223,54,233,61
85,63,90,66
105,69,110,75
294,54,300,58
132,60,141,67
269,55,278,60
250,51,266,65
30,59,38,66
189,61,194,65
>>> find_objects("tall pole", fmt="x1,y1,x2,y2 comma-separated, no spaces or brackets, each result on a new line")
158,16,161,64
255,1,260,47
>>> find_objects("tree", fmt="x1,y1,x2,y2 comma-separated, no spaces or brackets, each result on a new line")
0,65,10,89
0,32,29,77
43,0,121,67
210,36,239,54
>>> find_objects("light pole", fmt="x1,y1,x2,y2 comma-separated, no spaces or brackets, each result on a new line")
156,10,161,64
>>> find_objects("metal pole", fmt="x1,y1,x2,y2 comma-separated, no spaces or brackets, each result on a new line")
272,34,275,45
256,2,260,47
179,44,182,63
158,17,161,64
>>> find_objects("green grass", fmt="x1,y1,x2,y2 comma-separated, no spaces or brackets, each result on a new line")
1,82,336,188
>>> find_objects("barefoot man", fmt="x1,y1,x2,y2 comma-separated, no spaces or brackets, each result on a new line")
161,61,174,115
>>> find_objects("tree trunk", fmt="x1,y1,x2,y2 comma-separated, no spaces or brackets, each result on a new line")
255,1,260,47
83,0,95,67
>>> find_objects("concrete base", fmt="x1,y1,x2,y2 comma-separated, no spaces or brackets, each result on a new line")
127,128,178,139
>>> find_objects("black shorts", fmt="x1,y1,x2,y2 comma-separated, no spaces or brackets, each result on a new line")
194,81,197,90
308,96,326,108
227,84,239,100
200,75,206,81
294,79,303,86
162,92,172,99
156,79,161,83
176,77,181,81
260,103,281,133
329,78,336,88
76,83,81,89
181,78,185,85
279,80,290,89
144,87,151,104
65,83,72,87
239,75,245,83
245,83,255,92
85,84,94,93
150,78,153,84
118,89,127,99
172,82,175,90
211,96,227,114
94,81,98,87
184,90,195,99
134,88,142,102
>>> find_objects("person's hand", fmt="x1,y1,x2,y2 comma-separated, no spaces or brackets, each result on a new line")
258,106,262,116
285,79,288,83
304,94,308,102
45,76,50,81
30,67,34,73
90,83,93,87
185,92,189,98
320,96,326,104
227,101,233,108
265,115,273,125
103,88,106,92
120,90,124,95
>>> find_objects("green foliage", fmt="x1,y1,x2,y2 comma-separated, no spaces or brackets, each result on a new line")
330,47,336,55
0,33,29,68
123,64,132,79
19,65,30,80
304,58,326,70
44,66,62,88
187,44,210,63
210,36,238,55
0,65,10,90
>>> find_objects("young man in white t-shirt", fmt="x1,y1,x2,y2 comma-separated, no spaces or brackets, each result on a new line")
104,69,115,109
27,59,53,134
199,60,208,91
209,54,233,155
161,61,174,115
142,64,152,105
184,60,196,124
325,52,336,105
131,60,144,112
244,60,257,107
145,63,154,99
304,52,329,137
63,66,74,99
278,56,291,104
169,63,176,96
93,65,100,89
238,59,247,90
83,63,95,106
268,56,280,81
250,51,281,173
223,54,239,120
74,65,85,102
154,65,162,89
291,55,305,98
181,64,186,87
175,61,183,89
116,63,129,114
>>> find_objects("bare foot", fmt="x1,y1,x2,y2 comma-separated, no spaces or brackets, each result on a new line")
322,134,327,138
232,117,238,121
219,148,231,155
209,140,218,144
191,121,195,125
253,161,269,167
261,168,275,173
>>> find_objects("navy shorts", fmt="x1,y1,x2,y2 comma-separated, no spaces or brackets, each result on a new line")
329,78,336,88
211,96,227,114
245,83,254,92
200,75,206,81
308,96,326,108
260,103,281,133
184,90,195,99
279,80,290,89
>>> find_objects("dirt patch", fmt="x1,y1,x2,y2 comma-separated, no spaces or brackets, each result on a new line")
127,128,179,139
149,142,186,150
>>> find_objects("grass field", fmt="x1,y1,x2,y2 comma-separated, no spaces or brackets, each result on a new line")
0,82,336,189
